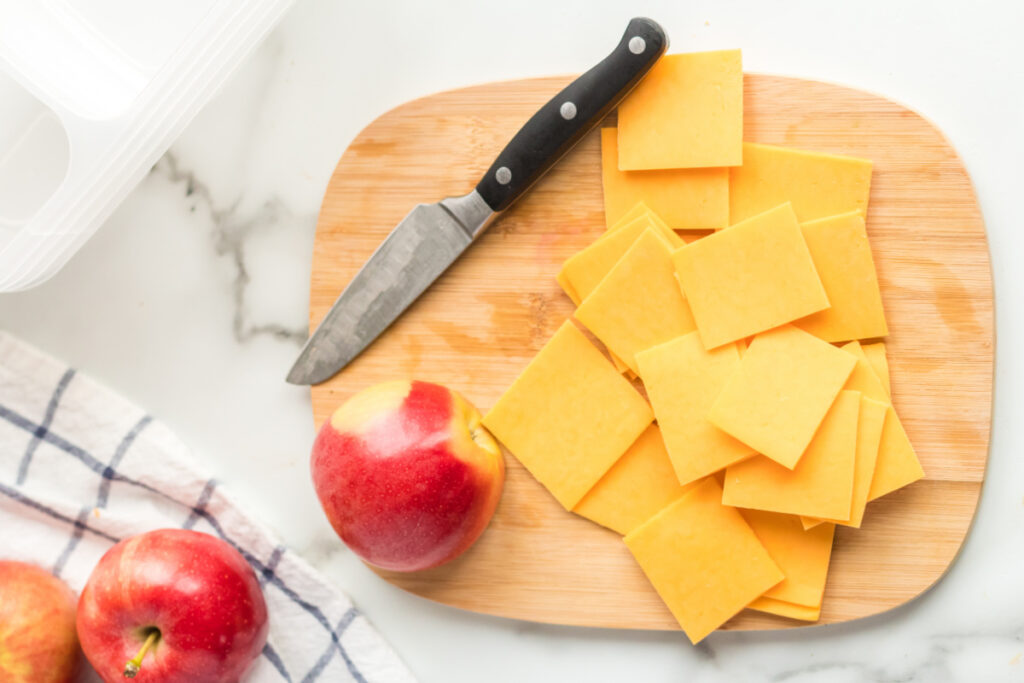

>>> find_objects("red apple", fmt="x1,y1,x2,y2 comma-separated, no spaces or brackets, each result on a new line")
311,380,504,572
76,528,268,683
0,561,80,683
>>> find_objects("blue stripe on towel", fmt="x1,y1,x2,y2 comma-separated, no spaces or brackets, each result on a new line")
15,368,74,484
301,608,363,683
96,415,153,507
0,482,118,543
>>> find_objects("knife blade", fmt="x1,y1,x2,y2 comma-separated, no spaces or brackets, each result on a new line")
288,17,668,385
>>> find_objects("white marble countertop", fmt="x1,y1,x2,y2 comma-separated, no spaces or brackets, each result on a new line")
2,1,1023,680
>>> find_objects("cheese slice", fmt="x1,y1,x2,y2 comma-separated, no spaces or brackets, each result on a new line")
608,201,652,232
575,230,697,373
636,332,755,485
794,211,888,342
673,203,830,349
624,478,784,644
729,142,873,224
748,597,821,622
803,395,889,529
559,213,681,305
553,269,631,373
722,391,860,520
617,50,743,170
573,424,695,535
601,128,729,230
869,409,925,501
740,509,836,607
709,325,857,469
837,342,924,501
863,342,891,395
605,204,673,241
840,341,891,401
556,270,583,306
601,210,684,248
482,321,653,509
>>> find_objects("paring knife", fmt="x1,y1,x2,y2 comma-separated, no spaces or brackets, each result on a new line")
287,18,668,385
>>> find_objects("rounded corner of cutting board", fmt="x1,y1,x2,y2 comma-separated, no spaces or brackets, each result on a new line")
309,74,993,631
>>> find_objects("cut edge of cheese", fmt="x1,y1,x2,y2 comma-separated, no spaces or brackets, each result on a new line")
868,405,925,501
862,342,891,395
747,597,821,622
608,201,651,232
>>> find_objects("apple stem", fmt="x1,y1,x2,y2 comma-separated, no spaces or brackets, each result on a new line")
123,629,160,678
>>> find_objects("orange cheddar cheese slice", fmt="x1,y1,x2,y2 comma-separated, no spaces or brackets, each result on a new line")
803,395,888,529
869,411,924,501
709,325,857,469
790,210,888,342
673,203,830,349
729,142,873,224
636,332,755,485
863,342,891,395
741,509,836,607
482,321,653,509
624,478,783,644
575,230,697,373
601,128,729,230
617,50,743,170
608,201,652,232
837,342,924,500
795,211,888,342
722,391,861,520
559,213,681,306
748,597,821,622
573,424,696,535
604,209,681,247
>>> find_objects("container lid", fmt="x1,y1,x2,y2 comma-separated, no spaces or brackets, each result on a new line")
0,0,296,292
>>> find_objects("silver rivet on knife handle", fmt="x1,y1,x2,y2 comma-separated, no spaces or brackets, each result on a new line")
628,36,646,54
495,166,512,185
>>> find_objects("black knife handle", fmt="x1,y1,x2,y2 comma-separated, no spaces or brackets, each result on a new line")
475,18,667,213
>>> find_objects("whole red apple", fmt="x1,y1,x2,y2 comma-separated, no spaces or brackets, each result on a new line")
0,561,80,683
312,380,504,572
76,528,268,683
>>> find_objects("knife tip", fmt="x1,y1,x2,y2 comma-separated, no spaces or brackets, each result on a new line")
285,370,310,386
286,352,344,386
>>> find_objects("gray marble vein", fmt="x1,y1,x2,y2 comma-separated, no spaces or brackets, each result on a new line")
152,152,308,346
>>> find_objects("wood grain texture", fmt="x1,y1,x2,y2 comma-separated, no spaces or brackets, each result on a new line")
308,75,993,631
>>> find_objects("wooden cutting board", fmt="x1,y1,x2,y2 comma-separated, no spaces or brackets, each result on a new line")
308,75,992,631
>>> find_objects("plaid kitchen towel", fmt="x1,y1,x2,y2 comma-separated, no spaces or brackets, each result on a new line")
0,331,415,683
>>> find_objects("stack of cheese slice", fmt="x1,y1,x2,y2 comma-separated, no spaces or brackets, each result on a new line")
481,49,925,644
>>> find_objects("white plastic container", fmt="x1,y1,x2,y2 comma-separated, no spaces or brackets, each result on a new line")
0,0,295,292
